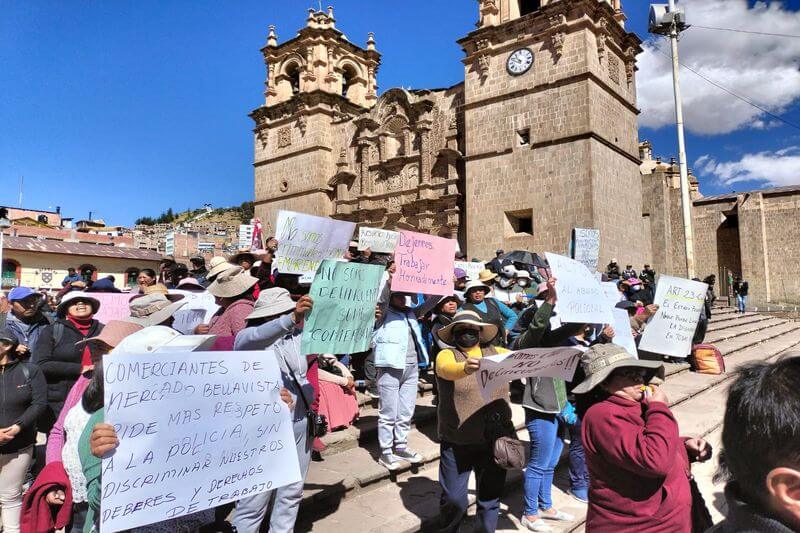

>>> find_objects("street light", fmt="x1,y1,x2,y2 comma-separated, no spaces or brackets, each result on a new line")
649,1,695,278
0,210,11,290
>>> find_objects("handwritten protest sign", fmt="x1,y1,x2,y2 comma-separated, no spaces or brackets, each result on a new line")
101,350,300,532
391,231,456,297
301,260,383,355
571,228,600,272
170,290,220,335
476,347,582,402
454,261,485,282
274,210,355,277
612,308,638,358
601,281,622,307
545,253,613,325
92,293,133,323
638,275,707,358
357,227,399,254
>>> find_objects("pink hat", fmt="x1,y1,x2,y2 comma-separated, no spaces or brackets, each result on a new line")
78,320,143,348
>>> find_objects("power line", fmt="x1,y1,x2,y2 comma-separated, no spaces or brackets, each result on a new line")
690,24,800,39
655,46,800,132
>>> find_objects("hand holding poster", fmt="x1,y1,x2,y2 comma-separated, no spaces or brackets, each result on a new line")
476,346,582,402
274,210,356,276
101,351,300,532
571,228,600,272
391,231,456,297
301,260,384,355
638,275,708,358
545,252,613,325
357,227,399,254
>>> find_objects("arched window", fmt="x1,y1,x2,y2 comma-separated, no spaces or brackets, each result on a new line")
519,0,541,16
286,63,301,95
341,65,357,98
1,259,20,289
37,214,49,224
125,267,140,289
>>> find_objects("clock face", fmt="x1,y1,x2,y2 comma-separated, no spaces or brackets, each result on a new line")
507,48,533,76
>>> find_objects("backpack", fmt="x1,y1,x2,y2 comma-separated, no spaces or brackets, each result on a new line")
689,344,725,375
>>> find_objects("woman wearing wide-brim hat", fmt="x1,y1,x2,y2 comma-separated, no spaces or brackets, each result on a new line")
203,267,259,337
32,291,103,432
574,343,712,533
434,310,513,532
460,279,518,347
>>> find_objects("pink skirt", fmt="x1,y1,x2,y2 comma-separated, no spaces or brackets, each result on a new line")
317,380,359,430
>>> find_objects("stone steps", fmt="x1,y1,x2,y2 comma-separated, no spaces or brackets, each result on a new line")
705,316,786,343
297,315,800,532
708,311,763,328
706,312,772,332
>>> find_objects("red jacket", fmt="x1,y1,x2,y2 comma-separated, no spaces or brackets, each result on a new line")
21,461,73,533
582,395,692,532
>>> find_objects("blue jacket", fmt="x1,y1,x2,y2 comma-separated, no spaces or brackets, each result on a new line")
372,306,430,370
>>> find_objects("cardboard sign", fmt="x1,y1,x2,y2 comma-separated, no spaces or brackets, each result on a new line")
391,231,456,297
91,293,134,324
301,260,384,355
357,227,399,254
476,346,582,402
101,350,301,532
545,253,613,325
170,290,220,335
638,275,708,358
274,211,355,276
572,228,600,272
612,307,638,358
454,261,485,282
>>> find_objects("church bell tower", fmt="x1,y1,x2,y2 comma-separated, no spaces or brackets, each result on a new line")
250,7,380,234
458,0,647,265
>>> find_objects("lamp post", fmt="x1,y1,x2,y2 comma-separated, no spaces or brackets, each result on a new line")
0,215,11,289
650,1,695,278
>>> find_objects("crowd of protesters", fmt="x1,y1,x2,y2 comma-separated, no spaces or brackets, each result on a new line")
0,237,792,533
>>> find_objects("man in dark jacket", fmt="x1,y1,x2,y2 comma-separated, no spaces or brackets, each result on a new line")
710,356,800,532
189,256,209,286
733,276,749,314
61,268,81,287
5,287,51,361
606,259,621,280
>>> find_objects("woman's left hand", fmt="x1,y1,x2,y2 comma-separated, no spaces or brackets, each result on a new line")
280,387,294,411
685,437,713,462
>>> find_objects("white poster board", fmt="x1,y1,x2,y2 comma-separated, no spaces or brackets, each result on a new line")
611,308,638,358
477,346,582,402
357,227,399,254
274,210,355,276
601,281,623,308
454,261,485,282
545,252,613,325
572,228,600,272
170,290,220,335
638,275,708,358
101,350,301,532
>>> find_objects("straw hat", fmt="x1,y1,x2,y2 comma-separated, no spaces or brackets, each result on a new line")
245,288,296,321
79,320,143,348
207,268,258,298
207,257,238,281
56,291,100,318
571,343,665,395
478,269,498,283
464,280,491,294
437,310,499,345
124,293,187,327
130,283,185,302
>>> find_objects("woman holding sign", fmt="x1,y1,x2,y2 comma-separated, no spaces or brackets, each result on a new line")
434,311,512,533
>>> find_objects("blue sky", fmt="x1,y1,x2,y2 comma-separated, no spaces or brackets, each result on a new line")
2,0,799,226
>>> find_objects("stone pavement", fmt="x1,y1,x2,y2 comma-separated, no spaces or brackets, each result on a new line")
293,306,800,532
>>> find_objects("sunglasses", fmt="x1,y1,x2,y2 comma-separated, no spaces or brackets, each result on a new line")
615,368,648,381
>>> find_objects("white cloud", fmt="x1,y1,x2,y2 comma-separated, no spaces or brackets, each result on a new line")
695,147,800,186
637,0,800,135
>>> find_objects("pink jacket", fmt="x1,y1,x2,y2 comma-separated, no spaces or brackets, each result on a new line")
45,374,90,464
208,299,255,337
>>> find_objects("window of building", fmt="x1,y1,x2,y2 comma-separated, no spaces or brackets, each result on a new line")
37,214,49,224
1,260,19,289
519,0,541,16
505,209,534,236
517,128,530,146
125,267,140,289
341,66,357,98
286,63,301,95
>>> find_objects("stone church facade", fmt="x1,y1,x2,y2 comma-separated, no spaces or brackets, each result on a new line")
250,1,800,306
251,0,647,265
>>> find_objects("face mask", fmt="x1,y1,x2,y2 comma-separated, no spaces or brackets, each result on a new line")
498,277,514,289
454,329,480,348
518,279,529,288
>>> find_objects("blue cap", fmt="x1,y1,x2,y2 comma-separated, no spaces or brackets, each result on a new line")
7,287,36,302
